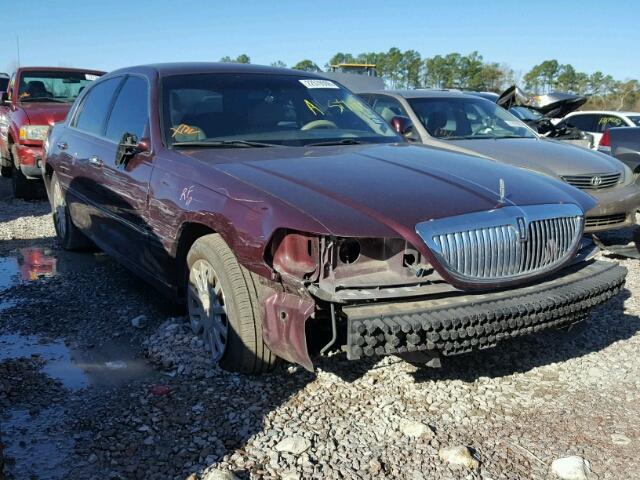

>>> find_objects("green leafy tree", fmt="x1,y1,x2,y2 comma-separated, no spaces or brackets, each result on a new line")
270,60,287,68
327,52,356,69
220,54,250,64
292,59,321,72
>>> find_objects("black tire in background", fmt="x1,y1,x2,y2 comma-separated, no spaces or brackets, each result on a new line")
11,163,32,200
0,164,11,178
50,173,93,250
186,234,278,374
10,145,45,199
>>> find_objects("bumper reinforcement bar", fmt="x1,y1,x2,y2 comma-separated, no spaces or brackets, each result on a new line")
344,261,627,360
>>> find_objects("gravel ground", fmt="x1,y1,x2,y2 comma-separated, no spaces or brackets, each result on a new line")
1,176,640,480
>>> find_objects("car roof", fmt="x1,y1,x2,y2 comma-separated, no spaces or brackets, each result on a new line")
360,89,483,99
109,62,326,78
568,110,640,116
16,66,106,75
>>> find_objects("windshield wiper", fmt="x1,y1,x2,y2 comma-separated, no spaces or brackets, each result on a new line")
20,97,67,103
445,134,530,140
492,135,530,139
305,138,366,147
172,139,279,148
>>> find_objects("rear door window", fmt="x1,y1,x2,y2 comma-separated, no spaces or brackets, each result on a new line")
596,115,627,132
563,114,598,132
73,78,122,136
105,76,149,142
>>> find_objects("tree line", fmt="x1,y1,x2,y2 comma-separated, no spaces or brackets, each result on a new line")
220,50,640,111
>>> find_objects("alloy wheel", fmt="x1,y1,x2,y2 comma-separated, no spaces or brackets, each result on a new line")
187,259,229,362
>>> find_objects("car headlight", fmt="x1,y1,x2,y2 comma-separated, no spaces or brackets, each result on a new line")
621,163,636,186
19,125,49,142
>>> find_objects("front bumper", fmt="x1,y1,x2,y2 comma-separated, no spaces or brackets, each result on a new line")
14,144,43,178
585,182,640,232
344,260,626,360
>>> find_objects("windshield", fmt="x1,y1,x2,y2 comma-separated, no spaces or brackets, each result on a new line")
0,77,8,93
628,116,640,127
18,70,102,103
161,73,399,147
408,97,536,140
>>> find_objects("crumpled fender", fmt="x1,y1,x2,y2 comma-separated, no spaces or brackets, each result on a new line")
262,292,315,371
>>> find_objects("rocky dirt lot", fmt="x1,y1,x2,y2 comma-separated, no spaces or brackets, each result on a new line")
1,176,639,480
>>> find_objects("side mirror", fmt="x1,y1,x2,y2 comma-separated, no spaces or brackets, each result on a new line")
390,115,418,142
115,132,149,167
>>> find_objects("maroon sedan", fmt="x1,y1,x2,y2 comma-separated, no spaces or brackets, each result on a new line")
42,63,626,373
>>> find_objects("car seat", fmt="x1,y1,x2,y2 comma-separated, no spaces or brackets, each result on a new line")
25,81,52,98
426,110,447,137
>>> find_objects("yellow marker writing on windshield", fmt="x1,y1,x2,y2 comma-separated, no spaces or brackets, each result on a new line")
304,99,324,116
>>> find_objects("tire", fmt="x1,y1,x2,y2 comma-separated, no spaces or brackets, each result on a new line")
10,145,45,199
186,234,278,374
50,173,93,250
0,164,11,178
11,161,33,200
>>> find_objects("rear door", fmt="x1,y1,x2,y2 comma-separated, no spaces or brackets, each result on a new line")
58,76,123,236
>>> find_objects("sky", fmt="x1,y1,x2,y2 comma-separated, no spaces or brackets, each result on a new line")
0,0,638,81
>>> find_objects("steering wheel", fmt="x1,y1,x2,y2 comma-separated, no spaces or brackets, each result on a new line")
301,119,338,131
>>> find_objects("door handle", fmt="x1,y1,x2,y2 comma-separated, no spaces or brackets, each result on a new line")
57,142,68,150
88,155,103,167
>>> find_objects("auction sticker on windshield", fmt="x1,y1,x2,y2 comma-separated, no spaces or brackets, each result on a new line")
85,74,99,81
299,79,339,89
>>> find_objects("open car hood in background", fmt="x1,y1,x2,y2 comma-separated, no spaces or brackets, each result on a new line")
497,85,587,118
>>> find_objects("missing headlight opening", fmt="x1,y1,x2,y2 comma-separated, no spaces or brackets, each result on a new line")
338,239,361,264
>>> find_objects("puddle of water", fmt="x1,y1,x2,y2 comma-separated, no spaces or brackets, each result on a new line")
0,334,157,390
0,246,112,294
1,406,73,480
0,256,19,291
72,338,156,387
0,297,19,312
0,334,89,390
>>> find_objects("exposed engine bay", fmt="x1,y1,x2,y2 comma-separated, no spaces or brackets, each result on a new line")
497,85,594,148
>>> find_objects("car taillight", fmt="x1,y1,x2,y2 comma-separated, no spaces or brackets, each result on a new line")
599,129,611,147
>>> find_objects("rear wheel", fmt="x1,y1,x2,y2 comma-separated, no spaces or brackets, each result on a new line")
51,173,93,250
186,234,278,374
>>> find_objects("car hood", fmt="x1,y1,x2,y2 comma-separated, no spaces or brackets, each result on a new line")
183,143,595,240
430,137,624,178
19,102,72,126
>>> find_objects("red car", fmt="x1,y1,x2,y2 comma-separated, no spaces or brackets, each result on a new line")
43,63,626,374
0,66,104,198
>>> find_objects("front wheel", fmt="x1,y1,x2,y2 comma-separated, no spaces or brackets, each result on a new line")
186,234,278,374
0,164,11,178
11,162,32,199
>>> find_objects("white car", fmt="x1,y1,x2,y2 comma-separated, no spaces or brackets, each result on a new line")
559,111,640,149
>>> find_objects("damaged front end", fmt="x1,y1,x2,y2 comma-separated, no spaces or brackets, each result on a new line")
498,85,593,148
261,230,447,370
260,205,627,371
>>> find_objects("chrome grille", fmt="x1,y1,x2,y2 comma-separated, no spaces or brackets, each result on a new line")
585,213,627,228
562,172,620,190
416,204,584,283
